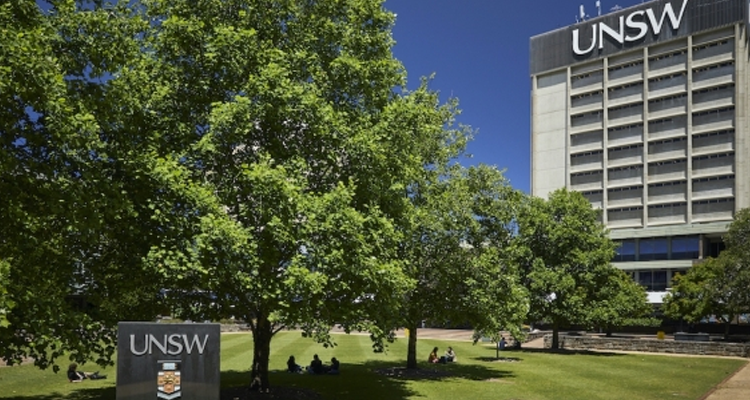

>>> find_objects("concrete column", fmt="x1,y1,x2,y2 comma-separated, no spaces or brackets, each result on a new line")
566,67,572,189
530,76,537,194
734,23,750,211
686,35,694,222
602,60,609,225
642,47,650,227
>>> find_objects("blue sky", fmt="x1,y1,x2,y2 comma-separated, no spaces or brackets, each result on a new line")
386,0,645,193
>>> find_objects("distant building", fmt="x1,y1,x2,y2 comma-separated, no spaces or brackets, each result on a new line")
529,0,749,303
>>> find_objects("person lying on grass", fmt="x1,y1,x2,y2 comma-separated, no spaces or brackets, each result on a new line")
67,363,106,382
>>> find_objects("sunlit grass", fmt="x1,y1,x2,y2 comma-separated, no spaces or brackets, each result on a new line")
0,331,746,400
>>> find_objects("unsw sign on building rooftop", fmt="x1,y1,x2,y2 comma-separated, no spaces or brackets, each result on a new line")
530,0,749,75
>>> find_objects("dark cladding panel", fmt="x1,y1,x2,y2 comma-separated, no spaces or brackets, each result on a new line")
688,0,746,32
531,0,747,75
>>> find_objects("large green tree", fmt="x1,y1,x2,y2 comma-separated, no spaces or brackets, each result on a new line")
588,268,653,336
137,0,466,389
398,164,527,369
1,0,172,369
663,208,750,340
515,188,618,348
3,0,477,389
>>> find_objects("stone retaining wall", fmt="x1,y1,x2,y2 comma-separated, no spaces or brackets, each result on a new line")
543,335,750,358
524,331,548,343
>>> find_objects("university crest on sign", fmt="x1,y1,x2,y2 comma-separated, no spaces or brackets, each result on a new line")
157,362,181,400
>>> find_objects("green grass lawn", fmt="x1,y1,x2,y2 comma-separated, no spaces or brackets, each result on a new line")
0,332,746,400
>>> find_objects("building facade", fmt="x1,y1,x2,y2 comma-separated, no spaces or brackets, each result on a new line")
530,0,750,302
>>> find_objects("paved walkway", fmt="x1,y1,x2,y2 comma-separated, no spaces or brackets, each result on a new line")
703,361,750,400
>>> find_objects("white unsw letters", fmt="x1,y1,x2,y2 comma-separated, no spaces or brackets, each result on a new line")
130,334,209,356
573,0,689,55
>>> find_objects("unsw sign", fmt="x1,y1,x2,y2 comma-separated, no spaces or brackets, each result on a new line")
129,333,210,356
117,322,220,400
573,0,689,55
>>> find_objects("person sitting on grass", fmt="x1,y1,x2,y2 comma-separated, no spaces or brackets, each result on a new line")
67,363,105,382
429,347,447,364
444,347,457,362
327,357,340,375
307,354,325,374
428,347,439,363
286,356,302,373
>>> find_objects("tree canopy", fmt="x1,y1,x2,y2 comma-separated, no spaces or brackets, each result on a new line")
588,267,653,336
663,208,750,339
514,188,621,348
0,0,491,388
397,164,527,368
1,0,169,370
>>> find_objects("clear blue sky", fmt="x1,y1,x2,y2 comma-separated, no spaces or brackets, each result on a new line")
386,0,644,193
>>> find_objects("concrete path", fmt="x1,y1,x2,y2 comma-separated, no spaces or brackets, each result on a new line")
703,361,750,400
405,328,475,341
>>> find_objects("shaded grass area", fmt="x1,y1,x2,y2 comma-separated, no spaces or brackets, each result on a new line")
0,331,746,400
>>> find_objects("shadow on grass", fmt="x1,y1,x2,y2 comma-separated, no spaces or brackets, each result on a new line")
362,359,515,382
219,360,514,400
4,362,513,400
474,356,522,363
473,343,627,359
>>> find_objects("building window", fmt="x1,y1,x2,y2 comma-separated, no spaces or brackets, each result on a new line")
653,271,668,291
639,238,668,261
638,271,653,290
671,236,699,260
706,238,726,258
614,240,636,262
638,270,668,291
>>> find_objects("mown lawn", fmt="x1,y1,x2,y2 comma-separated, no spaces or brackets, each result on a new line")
0,331,746,400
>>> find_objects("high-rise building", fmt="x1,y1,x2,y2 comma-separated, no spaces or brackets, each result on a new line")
530,0,749,302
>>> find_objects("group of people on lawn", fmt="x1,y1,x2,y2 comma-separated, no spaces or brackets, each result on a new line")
287,354,339,375
288,345,458,375
428,346,457,364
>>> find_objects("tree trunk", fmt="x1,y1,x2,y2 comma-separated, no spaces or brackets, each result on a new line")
724,316,733,341
406,323,418,369
551,322,560,349
250,313,273,391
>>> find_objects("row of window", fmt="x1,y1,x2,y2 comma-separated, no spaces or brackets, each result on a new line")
571,39,732,81
570,58,734,99
571,99,735,121
626,269,689,292
614,235,726,263
614,236,699,262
